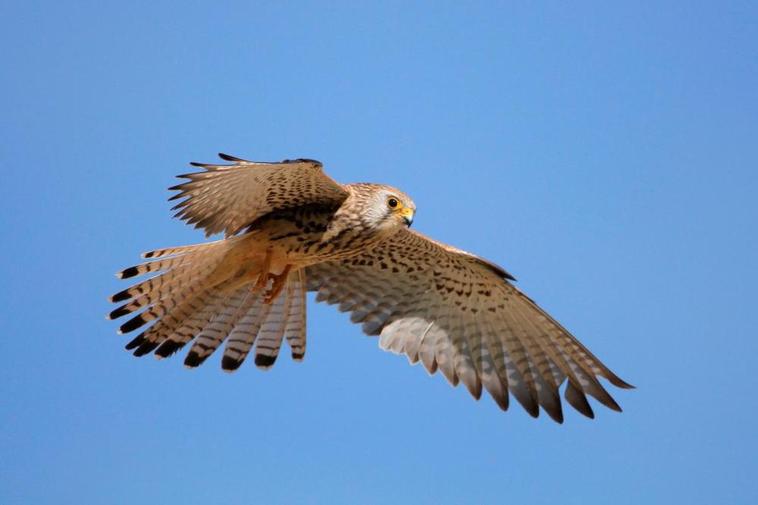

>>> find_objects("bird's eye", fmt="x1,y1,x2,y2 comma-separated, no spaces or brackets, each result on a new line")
387,198,399,209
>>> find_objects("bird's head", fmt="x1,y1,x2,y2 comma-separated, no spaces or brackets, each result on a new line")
353,184,416,234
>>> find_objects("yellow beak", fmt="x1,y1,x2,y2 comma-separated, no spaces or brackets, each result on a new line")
400,207,415,227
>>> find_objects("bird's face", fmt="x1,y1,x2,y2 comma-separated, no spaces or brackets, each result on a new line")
364,185,416,234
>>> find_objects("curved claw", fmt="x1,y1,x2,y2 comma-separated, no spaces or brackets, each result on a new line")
263,265,292,304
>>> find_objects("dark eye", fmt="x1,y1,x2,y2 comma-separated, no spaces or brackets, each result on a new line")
387,198,399,209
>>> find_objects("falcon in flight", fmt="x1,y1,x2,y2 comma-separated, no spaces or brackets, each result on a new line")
109,154,632,422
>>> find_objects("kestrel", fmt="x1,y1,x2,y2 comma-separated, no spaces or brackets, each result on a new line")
109,154,632,422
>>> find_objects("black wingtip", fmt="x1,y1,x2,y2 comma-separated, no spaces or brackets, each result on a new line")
287,158,322,167
565,382,595,419
291,352,304,361
610,376,636,390
119,266,140,279
170,200,189,211
545,404,565,424
125,333,145,351
184,351,207,368
108,305,131,320
491,393,509,412
110,288,132,303
221,355,243,371
218,153,247,162
255,354,277,368
133,339,160,357
603,396,623,413
155,340,184,359
526,403,540,418
119,314,147,334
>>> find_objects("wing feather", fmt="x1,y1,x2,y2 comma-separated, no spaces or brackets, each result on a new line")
169,154,348,237
283,269,307,360
307,228,632,421
221,294,271,371
254,283,293,369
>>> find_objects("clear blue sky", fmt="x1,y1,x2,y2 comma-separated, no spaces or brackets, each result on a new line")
2,2,757,504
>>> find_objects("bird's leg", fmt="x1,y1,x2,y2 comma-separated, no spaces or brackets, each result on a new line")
252,249,273,292
264,265,292,304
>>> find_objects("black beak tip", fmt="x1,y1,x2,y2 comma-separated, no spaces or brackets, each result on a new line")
403,217,413,227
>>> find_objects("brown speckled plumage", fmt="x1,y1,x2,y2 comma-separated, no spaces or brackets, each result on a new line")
109,153,632,422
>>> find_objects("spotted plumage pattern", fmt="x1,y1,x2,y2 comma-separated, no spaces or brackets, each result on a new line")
171,154,348,237
306,229,632,422
109,153,632,422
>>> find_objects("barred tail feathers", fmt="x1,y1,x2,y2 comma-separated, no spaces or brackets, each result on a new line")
108,239,307,371
221,270,307,371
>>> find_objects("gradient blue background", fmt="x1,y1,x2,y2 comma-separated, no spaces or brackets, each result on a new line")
2,2,757,504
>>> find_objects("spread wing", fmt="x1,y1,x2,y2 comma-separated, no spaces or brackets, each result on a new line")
306,228,632,422
170,153,349,237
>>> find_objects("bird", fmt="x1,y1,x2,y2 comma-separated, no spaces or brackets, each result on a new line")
108,153,632,422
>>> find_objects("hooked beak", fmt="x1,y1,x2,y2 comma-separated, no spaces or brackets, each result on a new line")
400,207,415,227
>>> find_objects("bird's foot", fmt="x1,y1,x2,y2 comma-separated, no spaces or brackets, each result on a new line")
252,249,273,292
264,265,292,304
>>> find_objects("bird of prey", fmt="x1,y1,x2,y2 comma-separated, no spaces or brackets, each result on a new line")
108,153,632,422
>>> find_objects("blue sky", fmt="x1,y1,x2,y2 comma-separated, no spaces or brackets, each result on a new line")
2,1,757,504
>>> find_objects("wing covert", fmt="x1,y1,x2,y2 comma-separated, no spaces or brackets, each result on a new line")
170,153,349,237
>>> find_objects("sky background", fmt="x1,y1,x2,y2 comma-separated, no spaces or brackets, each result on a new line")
2,1,757,504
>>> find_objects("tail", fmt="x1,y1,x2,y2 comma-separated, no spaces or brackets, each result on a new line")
107,239,307,371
